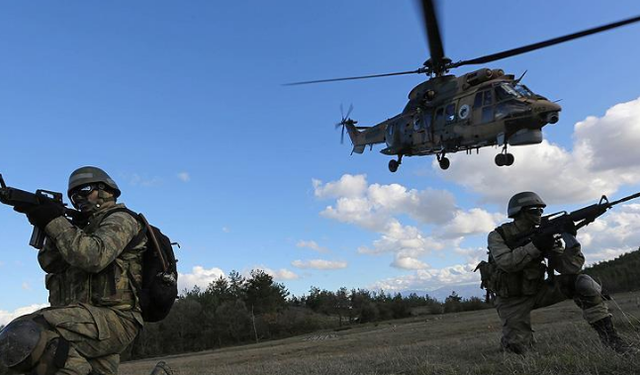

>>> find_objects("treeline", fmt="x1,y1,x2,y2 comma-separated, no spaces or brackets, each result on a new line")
584,248,640,294
126,270,489,359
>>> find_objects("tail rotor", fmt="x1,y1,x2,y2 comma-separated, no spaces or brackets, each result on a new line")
336,104,356,144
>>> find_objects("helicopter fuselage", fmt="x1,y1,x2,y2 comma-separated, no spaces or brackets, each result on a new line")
344,68,561,171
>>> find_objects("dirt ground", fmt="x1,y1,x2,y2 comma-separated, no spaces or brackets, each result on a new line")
121,292,640,375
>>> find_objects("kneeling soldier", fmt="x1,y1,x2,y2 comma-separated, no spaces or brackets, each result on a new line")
486,191,631,354
0,166,145,375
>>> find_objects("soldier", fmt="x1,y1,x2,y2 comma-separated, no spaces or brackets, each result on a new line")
0,166,146,375
486,191,631,354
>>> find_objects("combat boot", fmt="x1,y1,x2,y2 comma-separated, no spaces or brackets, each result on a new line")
150,361,173,375
591,316,637,354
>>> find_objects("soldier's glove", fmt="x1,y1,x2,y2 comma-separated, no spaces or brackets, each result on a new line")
69,211,89,228
532,233,555,252
24,201,64,229
563,221,577,236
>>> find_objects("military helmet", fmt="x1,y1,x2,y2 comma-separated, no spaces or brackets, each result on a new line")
507,191,546,218
68,166,121,198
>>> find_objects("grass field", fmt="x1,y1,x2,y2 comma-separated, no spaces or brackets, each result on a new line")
121,292,640,375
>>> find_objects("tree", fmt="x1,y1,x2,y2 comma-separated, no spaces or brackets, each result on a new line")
245,269,289,315
228,270,246,301
444,291,462,313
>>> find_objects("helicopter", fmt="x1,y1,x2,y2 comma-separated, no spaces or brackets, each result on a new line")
287,1,640,172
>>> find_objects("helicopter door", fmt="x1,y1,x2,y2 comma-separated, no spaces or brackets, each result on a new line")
424,110,433,143
412,110,433,144
433,107,445,144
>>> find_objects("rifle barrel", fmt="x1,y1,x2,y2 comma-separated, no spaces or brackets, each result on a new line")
608,192,640,207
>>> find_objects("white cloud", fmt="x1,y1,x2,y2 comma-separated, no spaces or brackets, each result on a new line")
296,240,330,253
371,263,480,293
577,203,640,264
178,266,225,293
314,174,497,270
291,259,348,270
0,304,49,327
357,220,449,258
391,257,430,270
315,175,457,232
254,266,300,280
437,209,505,239
313,174,367,199
177,172,191,182
440,97,640,205
126,173,162,187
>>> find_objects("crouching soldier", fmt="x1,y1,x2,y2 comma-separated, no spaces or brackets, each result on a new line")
483,191,632,354
0,167,145,375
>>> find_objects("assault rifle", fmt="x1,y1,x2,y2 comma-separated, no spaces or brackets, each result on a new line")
0,174,81,249
506,191,640,248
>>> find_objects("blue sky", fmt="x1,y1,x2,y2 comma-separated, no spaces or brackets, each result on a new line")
2,1,640,324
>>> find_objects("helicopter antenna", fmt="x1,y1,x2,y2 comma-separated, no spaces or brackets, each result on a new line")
514,70,528,84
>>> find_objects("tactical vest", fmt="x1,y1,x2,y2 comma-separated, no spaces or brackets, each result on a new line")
45,204,146,311
487,222,546,298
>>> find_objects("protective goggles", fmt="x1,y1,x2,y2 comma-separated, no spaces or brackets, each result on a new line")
70,184,97,203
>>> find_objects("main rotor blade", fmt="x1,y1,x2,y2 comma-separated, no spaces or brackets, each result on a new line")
284,69,423,86
419,0,445,70
451,15,640,68
345,104,354,119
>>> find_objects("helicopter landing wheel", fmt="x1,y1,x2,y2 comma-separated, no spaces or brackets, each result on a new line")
495,153,514,167
388,159,400,173
505,153,515,166
439,157,450,170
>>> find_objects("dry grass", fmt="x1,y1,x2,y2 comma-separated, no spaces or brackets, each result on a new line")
121,292,640,375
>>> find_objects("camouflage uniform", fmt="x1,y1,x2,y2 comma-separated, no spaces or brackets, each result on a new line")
8,202,146,375
488,220,610,353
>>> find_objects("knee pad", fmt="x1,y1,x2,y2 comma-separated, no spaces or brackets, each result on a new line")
0,320,46,371
0,319,70,375
575,274,602,297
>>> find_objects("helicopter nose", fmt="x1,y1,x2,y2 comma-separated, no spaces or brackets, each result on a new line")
538,101,561,125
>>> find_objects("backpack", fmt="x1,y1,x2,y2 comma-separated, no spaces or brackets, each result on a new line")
103,208,179,322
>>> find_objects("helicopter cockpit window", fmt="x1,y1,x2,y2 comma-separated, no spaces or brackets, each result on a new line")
514,84,534,98
482,106,493,123
496,100,529,120
495,83,522,102
445,103,456,123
